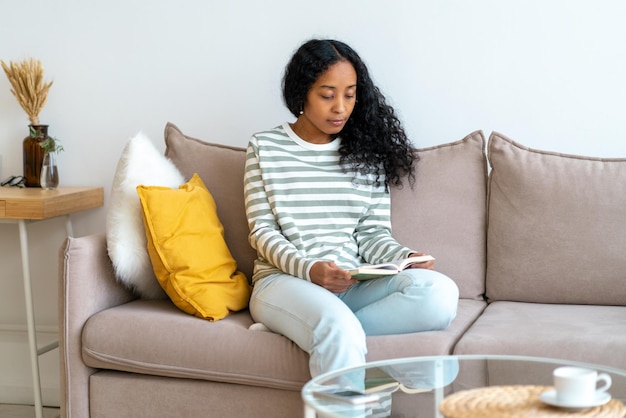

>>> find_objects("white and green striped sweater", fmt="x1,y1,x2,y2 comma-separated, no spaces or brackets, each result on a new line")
244,123,413,283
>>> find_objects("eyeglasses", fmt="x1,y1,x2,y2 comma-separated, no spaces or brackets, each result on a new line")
1,175,25,188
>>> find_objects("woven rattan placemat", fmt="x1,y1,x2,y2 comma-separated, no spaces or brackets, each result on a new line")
439,385,626,418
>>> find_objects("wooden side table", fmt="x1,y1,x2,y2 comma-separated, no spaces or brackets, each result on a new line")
0,186,103,418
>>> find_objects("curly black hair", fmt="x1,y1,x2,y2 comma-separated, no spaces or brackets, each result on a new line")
282,39,417,191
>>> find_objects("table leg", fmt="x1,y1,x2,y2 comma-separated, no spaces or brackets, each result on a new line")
434,358,444,418
64,214,73,237
17,219,44,418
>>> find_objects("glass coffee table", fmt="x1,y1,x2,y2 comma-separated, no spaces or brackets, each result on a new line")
302,355,626,417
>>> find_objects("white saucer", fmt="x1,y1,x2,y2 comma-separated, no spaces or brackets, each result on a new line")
540,389,611,411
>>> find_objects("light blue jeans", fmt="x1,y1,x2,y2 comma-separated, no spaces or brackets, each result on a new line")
249,268,459,379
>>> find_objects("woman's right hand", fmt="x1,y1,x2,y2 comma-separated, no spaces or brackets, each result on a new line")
310,261,356,293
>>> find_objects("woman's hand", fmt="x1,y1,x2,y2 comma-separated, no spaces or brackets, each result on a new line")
407,252,435,270
310,261,356,293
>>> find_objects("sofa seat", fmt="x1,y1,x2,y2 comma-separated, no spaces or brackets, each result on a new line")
82,297,487,389
82,300,310,390
454,301,626,400
454,301,626,370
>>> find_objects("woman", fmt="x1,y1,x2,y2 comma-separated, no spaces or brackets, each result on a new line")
244,39,459,380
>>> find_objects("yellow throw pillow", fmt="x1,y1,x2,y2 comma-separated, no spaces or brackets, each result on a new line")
137,173,251,321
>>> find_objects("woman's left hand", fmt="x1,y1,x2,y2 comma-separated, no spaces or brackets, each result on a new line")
407,252,435,270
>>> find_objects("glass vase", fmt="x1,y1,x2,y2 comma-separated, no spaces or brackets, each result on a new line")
40,152,59,190
23,125,48,187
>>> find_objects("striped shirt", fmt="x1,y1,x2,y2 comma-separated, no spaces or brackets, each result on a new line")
244,123,412,283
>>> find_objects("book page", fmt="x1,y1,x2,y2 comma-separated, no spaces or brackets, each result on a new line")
349,255,435,280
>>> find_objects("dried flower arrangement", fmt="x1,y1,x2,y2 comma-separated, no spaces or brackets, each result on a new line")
1,58,53,125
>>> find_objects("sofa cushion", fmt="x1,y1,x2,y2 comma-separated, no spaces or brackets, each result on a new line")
453,301,626,372
391,131,488,300
106,132,184,299
82,299,486,387
82,301,310,389
486,132,626,305
164,122,257,282
137,174,251,321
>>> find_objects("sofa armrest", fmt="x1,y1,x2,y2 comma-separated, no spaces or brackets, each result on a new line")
58,233,136,418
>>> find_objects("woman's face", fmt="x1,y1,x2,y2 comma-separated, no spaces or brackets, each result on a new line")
294,60,357,144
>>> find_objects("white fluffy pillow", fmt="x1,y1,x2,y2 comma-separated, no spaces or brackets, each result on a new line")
106,132,185,299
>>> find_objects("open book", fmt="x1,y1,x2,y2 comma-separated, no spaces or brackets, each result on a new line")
349,255,435,280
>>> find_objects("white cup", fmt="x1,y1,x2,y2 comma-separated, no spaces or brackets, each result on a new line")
553,367,611,404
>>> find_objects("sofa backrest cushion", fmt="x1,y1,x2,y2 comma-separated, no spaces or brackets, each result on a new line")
486,132,626,305
164,123,257,281
391,131,488,300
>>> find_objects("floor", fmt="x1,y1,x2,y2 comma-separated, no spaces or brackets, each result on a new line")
0,404,60,418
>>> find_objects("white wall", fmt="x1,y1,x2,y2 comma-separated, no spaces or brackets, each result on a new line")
1,0,625,406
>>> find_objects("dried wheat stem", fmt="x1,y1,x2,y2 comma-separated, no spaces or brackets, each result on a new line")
1,58,53,125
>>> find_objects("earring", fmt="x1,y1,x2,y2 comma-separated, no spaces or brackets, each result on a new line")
299,110,304,115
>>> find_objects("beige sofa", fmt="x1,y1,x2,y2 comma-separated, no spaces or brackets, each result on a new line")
59,123,626,417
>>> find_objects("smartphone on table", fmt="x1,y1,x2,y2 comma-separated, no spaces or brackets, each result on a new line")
314,387,382,405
